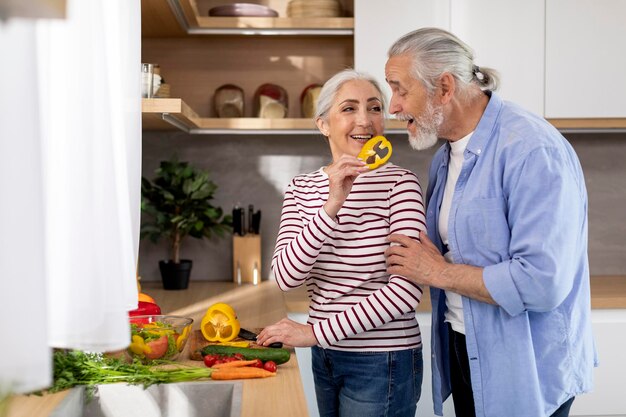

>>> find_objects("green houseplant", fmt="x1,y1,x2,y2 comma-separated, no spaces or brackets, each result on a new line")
141,158,232,289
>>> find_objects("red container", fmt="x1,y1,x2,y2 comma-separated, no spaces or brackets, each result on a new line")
129,301,161,322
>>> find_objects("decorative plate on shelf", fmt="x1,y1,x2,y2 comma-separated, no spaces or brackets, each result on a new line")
208,3,279,17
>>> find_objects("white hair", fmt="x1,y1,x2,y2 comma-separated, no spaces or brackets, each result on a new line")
315,69,386,121
388,27,499,100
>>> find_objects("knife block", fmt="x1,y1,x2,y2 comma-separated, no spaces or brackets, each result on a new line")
232,234,261,284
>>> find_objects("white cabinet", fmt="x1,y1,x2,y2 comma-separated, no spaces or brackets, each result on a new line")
570,309,626,417
545,0,626,118
450,0,545,116
354,0,544,116
355,0,626,122
354,0,450,106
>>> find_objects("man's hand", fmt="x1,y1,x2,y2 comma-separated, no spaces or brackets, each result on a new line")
256,318,317,347
385,233,496,304
385,233,447,287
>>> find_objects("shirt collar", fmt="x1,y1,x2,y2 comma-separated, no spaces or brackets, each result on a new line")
464,91,503,157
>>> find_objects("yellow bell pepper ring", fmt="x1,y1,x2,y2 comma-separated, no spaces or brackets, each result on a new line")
358,135,393,169
201,302,241,343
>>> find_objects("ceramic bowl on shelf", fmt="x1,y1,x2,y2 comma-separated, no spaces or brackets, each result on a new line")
208,3,279,17
128,315,193,362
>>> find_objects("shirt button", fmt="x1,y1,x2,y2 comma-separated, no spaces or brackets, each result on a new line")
477,149,482,154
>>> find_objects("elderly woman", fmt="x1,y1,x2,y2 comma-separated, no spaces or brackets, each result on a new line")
256,69,426,417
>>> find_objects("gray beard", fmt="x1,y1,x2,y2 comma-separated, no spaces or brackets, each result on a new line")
408,100,443,151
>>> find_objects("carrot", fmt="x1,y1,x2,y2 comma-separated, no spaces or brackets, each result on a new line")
212,360,259,369
210,367,276,380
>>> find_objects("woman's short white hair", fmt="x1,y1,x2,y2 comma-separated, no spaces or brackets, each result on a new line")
315,69,386,121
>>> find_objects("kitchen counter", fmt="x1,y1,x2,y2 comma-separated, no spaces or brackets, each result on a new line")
284,275,626,312
6,281,308,417
7,275,626,417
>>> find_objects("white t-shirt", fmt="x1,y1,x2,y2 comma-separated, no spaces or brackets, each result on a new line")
438,132,472,334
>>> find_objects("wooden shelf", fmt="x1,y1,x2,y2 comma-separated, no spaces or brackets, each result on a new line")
191,16,354,35
143,99,626,134
142,98,199,130
142,0,354,37
546,118,626,131
142,98,405,134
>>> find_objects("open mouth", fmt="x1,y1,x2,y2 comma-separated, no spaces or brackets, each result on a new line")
396,114,416,130
351,134,373,143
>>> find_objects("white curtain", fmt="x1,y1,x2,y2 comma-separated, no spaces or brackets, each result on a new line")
0,0,141,394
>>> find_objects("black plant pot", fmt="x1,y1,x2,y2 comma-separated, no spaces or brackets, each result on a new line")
159,259,192,290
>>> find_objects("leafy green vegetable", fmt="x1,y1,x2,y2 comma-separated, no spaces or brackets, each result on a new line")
40,350,212,397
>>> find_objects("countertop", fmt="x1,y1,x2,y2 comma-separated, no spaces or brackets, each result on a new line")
283,275,626,312
7,275,626,417
6,281,308,417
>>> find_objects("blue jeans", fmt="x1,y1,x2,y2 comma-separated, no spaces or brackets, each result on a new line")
311,346,423,417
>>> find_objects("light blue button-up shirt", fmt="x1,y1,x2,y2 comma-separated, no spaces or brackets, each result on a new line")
426,93,598,417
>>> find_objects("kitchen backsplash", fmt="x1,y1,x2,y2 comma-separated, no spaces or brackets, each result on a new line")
139,131,626,282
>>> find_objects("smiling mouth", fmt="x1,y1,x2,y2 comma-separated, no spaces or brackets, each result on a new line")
351,134,373,142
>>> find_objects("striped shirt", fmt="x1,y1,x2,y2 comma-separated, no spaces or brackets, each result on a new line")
272,163,426,352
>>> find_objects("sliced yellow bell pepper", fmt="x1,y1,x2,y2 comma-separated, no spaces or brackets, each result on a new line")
129,334,152,355
358,135,393,169
201,302,241,343
176,324,191,351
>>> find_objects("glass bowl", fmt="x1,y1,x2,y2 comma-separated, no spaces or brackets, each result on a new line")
128,315,193,362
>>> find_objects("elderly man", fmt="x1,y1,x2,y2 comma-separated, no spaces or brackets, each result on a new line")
384,28,597,417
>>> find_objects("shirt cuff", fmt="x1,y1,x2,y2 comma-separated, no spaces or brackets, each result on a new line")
312,321,333,348
483,262,525,316
318,206,338,229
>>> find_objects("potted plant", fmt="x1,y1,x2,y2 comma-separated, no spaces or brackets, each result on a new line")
141,158,232,290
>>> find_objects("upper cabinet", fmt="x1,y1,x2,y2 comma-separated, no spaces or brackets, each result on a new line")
545,0,626,119
353,0,626,130
354,0,450,108
449,0,545,116
354,0,545,115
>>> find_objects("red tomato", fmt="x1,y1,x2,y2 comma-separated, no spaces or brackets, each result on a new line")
263,361,277,373
233,353,245,361
203,354,218,368
250,359,264,368
214,359,226,365
144,335,168,360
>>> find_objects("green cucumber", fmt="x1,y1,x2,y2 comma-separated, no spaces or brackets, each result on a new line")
200,345,290,365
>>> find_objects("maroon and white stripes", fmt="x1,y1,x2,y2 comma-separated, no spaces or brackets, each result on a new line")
272,164,427,352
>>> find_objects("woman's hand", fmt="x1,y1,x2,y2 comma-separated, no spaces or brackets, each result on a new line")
324,155,369,219
256,318,317,347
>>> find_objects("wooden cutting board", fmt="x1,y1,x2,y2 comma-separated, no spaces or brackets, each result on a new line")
188,329,263,361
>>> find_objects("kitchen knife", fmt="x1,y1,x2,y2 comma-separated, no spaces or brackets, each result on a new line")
248,204,254,234
232,206,243,235
239,328,283,348
252,210,261,234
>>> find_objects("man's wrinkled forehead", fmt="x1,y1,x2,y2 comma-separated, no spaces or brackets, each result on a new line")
385,55,412,88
